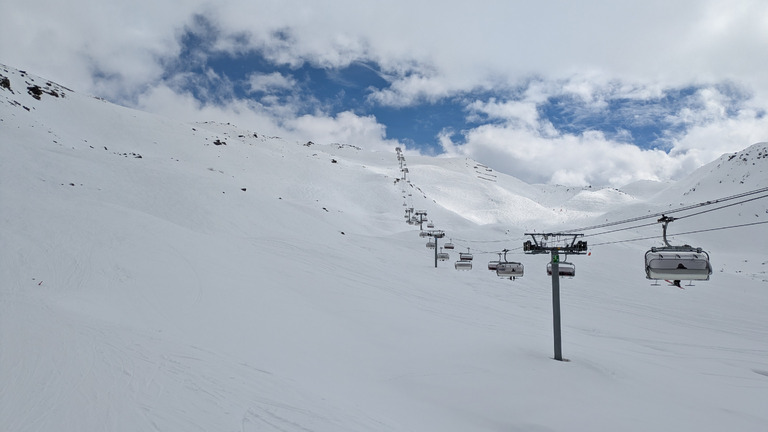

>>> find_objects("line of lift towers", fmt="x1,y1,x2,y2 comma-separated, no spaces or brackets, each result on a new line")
395,147,712,361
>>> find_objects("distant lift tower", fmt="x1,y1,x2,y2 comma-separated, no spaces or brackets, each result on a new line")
414,210,428,230
524,233,587,361
424,230,446,268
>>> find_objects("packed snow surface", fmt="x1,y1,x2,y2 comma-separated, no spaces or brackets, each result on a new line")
1,65,767,431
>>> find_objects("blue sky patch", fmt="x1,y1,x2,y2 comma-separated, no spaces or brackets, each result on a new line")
161,16,755,154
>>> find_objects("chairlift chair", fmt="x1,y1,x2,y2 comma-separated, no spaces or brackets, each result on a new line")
547,262,575,277
495,250,524,278
488,252,502,270
437,248,450,261
444,240,455,250
455,260,473,271
644,215,712,282
645,248,711,281
497,262,524,278
427,222,435,229
459,248,473,261
426,240,436,249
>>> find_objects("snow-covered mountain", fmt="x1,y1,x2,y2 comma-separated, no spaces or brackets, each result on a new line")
2,64,767,432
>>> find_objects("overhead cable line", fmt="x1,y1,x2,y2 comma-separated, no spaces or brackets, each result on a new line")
588,220,768,247
582,221,658,238
674,193,768,220
563,186,768,233
582,193,768,239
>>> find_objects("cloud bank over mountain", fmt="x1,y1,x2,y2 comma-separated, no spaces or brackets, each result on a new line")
3,0,767,186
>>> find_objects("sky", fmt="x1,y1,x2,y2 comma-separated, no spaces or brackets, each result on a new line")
3,0,768,187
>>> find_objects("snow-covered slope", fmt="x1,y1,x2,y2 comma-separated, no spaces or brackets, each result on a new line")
2,64,767,432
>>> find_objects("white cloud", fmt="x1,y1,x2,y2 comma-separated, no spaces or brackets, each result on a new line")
135,83,399,152
6,0,768,97
246,72,296,93
440,77,768,187
286,111,401,152
3,0,767,187
366,72,449,107
465,99,540,129
440,124,679,187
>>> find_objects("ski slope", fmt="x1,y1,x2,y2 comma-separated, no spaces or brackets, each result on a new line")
1,64,767,432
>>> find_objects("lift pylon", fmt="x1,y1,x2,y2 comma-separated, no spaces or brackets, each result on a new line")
523,233,587,361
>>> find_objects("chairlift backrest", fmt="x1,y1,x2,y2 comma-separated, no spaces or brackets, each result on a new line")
547,262,575,277
645,217,712,281
455,261,472,270
645,248,711,281
497,262,524,278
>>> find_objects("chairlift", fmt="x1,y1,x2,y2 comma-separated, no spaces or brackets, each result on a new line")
459,248,473,261
444,240,455,250
644,216,712,281
427,222,435,229
437,248,450,261
488,252,502,270
426,239,436,249
547,262,575,277
496,249,524,278
645,248,711,281
497,262,525,278
455,260,473,271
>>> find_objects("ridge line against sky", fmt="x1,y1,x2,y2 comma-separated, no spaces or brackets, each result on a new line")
2,0,767,187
